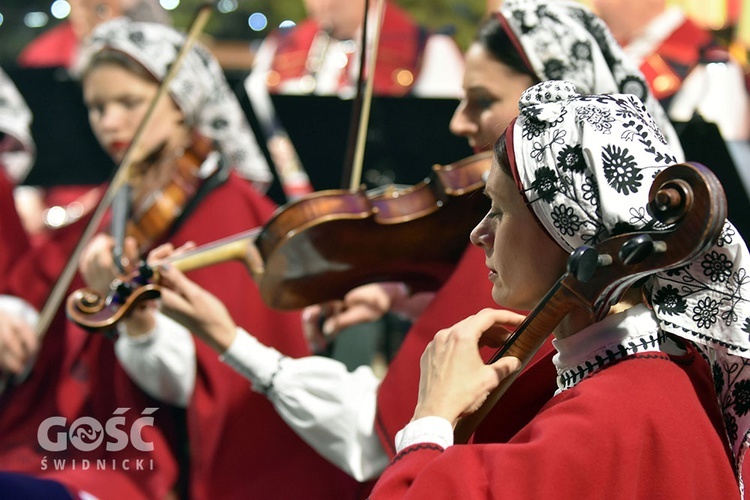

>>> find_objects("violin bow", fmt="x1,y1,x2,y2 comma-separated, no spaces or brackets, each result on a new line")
0,4,210,392
341,0,387,191
28,4,214,345
0,5,214,396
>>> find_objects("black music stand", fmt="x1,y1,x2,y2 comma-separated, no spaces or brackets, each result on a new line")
3,65,115,187
230,72,473,205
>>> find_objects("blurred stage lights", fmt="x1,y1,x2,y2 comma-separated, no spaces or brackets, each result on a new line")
159,0,180,11
248,12,267,31
50,0,71,19
24,11,49,28
1,2,299,34
217,0,238,14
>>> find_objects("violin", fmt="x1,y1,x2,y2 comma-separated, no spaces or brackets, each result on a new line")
125,131,214,253
66,151,492,331
453,161,728,443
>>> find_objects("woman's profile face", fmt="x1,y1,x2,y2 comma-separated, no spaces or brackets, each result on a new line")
470,160,569,310
450,43,536,153
82,62,188,164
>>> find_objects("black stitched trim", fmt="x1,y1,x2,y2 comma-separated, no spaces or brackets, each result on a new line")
557,332,667,389
661,320,750,354
391,443,444,465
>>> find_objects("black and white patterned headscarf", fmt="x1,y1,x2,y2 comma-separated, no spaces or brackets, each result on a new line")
75,18,272,191
510,80,750,482
497,0,684,161
0,67,35,183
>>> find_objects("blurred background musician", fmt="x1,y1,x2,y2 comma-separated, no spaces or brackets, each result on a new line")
18,0,171,70
74,17,362,499
244,0,465,200
590,0,750,142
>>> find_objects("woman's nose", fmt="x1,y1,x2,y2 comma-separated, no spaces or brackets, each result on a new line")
449,102,475,138
470,216,491,248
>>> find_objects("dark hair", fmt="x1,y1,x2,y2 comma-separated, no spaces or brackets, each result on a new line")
493,130,513,178
475,15,538,82
82,48,159,84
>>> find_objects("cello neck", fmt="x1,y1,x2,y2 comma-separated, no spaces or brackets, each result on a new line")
161,227,264,278
452,277,585,444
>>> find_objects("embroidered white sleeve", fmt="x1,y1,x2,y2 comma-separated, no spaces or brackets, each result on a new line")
114,312,195,407
220,328,390,481
395,416,454,453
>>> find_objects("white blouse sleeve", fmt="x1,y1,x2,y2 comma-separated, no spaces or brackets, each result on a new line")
395,416,454,453
114,312,196,407
220,328,390,481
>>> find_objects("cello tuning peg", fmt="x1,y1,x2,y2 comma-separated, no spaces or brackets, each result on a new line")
568,245,612,282
618,234,667,265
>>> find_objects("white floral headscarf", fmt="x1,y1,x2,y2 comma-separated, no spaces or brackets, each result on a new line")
75,17,272,191
510,80,750,483
497,0,684,161
0,68,35,183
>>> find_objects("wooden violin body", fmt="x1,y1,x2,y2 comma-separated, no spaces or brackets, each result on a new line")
256,152,491,309
67,152,492,330
126,132,214,252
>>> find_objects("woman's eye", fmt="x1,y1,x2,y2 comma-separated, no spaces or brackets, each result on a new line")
122,97,144,109
475,97,495,109
487,208,503,220
466,96,495,112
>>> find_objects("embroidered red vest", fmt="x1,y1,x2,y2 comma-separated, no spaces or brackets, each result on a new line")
268,2,427,96
640,17,730,102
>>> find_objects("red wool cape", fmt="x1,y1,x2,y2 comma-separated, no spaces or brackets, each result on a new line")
370,348,740,499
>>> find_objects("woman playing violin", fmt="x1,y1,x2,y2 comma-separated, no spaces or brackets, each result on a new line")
95,0,694,491
367,81,748,498
74,18,360,499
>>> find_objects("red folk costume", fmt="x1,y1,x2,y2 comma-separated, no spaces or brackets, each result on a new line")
0,171,29,282
0,202,181,499
70,18,361,498
374,244,558,455
621,6,750,142
18,22,79,69
162,172,361,499
375,0,685,462
372,346,739,499
1,67,179,499
638,15,731,106
267,2,426,97
371,80,748,499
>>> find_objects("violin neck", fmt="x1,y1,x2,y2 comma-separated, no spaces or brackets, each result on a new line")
164,228,264,277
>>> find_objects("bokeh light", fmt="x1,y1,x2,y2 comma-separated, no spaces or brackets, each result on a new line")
248,12,268,31
217,0,238,14
50,0,71,19
24,12,49,28
159,0,180,11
